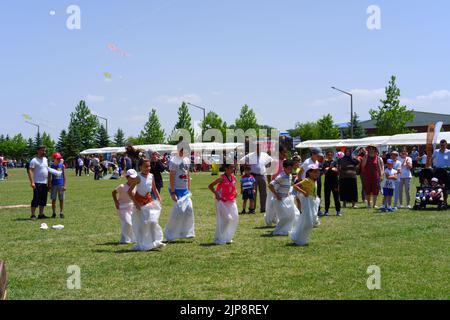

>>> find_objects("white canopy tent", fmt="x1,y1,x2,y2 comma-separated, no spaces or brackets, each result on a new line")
295,132,450,149
80,142,245,156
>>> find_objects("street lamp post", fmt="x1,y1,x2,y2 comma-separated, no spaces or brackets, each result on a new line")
26,121,40,136
186,102,207,138
331,87,354,139
95,115,108,135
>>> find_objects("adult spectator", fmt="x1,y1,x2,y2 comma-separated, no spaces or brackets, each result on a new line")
338,149,359,209
361,144,384,209
83,156,91,176
432,139,450,169
356,148,367,203
27,146,50,220
126,143,141,170
322,151,341,216
432,139,450,205
240,144,273,213
398,148,413,209
150,151,167,193
418,152,428,168
0,153,4,180
410,146,419,168
90,155,101,180
76,156,84,176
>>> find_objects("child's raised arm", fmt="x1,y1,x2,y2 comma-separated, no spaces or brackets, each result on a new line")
293,181,309,197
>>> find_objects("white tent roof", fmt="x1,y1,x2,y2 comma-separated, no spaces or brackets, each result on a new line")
80,143,245,155
295,132,450,149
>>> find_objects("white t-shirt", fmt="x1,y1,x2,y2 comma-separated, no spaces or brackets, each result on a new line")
399,156,412,179
169,156,190,190
115,184,134,209
240,152,273,176
392,160,402,182
29,157,49,184
384,168,397,189
300,158,319,180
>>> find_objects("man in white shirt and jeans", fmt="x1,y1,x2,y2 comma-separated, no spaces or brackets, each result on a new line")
28,146,51,220
240,144,273,213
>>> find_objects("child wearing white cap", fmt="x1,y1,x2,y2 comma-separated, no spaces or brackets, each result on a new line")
290,164,321,246
112,169,137,244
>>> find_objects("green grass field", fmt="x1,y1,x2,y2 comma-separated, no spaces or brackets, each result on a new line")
0,168,449,300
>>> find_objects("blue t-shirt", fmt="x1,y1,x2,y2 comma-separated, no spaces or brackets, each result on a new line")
433,149,450,168
51,162,65,186
241,175,256,190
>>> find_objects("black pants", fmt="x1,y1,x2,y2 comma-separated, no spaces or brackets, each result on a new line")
75,166,82,176
324,182,341,213
31,183,48,208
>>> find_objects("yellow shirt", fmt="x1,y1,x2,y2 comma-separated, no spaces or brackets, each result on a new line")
298,178,317,197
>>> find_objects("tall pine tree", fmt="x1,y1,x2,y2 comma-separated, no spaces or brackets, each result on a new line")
139,109,166,144
113,128,126,147
96,125,110,148
67,100,99,151
170,102,194,143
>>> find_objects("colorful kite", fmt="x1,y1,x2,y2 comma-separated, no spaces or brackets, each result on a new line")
107,43,130,57
22,114,32,120
103,72,112,78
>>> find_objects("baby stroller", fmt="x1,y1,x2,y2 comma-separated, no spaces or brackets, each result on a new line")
413,168,447,210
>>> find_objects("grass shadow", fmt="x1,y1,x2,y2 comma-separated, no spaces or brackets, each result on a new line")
199,243,218,247
286,243,309,247
254,226,274,230
165,239,195,245
13,218,33,222
260,232,275,238
97,242,123,246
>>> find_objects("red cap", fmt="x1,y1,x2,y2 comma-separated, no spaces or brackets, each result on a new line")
52,152,62,160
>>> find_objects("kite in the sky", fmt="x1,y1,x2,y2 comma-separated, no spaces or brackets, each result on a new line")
22,114,32,120
103,72,112,78
107,43,130,57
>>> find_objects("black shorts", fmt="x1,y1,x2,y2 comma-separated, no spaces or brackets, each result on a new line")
242,189,255,200
31,183,48,208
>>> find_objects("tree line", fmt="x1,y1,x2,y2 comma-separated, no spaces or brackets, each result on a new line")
0,75,415,161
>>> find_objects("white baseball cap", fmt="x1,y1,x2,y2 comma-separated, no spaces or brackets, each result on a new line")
431,177,439,183
126,169,138,178
306,164,319,173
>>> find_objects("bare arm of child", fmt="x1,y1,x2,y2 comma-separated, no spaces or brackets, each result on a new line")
112,189,120,210
293,182,309,197
128,178,140,210
268,183,281,201
208,177,223,200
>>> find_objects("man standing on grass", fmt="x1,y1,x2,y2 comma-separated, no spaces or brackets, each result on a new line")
27,146,52,220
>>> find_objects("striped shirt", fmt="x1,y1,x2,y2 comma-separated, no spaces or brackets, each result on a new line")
270,171,292,198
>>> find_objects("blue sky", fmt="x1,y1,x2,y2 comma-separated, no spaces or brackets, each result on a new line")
1,0,450,140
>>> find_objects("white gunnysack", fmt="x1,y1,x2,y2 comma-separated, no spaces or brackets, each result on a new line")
272,195,298,236
264,190,278,226
132,200,164,251
290,194,320,246
118,204,135,244
165,193,195,241
214,201,239,245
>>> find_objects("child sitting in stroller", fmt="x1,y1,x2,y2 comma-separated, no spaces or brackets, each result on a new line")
414,173,446,210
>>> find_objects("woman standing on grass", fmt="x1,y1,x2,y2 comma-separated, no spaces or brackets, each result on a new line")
338,149,359,209
208,163,239,245
361,145,384,209
128,158,165,251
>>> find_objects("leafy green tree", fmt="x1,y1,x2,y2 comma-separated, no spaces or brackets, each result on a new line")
201,111,227,140
170,102,194,143
316,114,341,139
96,125,110,148
235,105,258,132
288,122,319,142
113,128,126,147
41,132,55,158
126,136,143,146
139,109,166,144
0,134,27,159
369,75,415,135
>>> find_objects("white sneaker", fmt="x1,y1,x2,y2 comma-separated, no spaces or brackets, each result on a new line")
398,205,404,209
407,205,412,209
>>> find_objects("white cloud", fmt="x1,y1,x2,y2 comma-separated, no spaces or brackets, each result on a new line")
402,90,450,105
156,93,202,105
86,94,106,103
